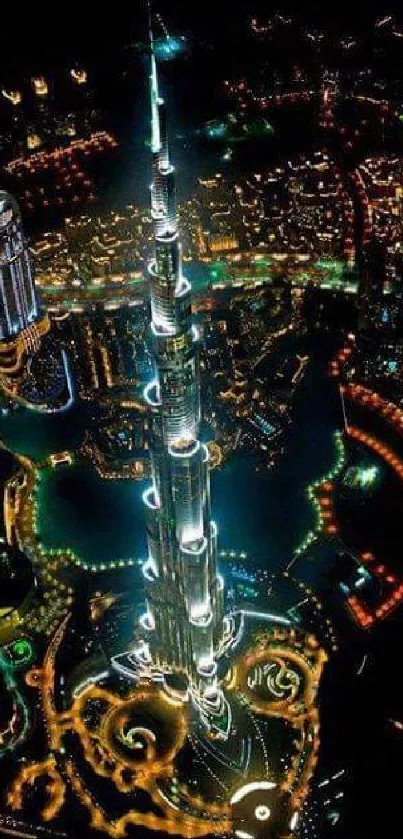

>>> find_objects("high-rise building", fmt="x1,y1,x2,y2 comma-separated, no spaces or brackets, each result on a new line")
107,22,326,831
139,30,226,704
0,191,38,339
0,190,71,411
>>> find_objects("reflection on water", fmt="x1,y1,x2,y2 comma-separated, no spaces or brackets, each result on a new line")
1,336,341,568
36,464,147,564
0,402,87,460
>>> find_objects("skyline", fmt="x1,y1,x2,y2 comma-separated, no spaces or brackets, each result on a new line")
1,4,403,839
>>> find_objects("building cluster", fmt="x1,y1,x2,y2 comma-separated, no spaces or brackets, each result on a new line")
188,156,351,263
340,155,403,393
32,207,152,302
199,286,296,469
0,70,118,217
0,68,96,160
31,153,355,308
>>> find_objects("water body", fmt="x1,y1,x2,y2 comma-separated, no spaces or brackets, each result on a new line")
36,463,147,565
214,336,341,566
1,334,341,569
0,402,89,461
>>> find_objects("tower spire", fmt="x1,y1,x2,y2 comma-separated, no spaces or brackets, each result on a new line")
132,2,227,722
147,0,175,239
148,0,162,155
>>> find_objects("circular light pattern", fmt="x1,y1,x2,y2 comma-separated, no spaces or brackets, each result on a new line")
255,804,271,821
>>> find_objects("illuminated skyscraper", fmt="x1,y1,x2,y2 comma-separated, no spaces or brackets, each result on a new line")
138,26,225,705
0,192,38,340
0,190,72,411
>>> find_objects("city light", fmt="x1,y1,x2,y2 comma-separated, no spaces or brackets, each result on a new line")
2,5,401,839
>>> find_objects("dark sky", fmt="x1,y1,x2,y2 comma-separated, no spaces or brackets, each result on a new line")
0,1,402,72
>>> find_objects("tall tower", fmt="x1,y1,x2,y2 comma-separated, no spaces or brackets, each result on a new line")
0,191,38,340
0,190,72,411
140,23,225,701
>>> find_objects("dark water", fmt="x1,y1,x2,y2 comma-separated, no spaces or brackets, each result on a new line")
36,463,147,565
0,334,341,568
214,341,341,565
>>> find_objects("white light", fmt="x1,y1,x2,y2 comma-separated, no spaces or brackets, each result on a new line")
151,319,175,337
169,439,200,459
235,832,254,839
197,657,216,677
142,557,158,582
139,610,155,631
290,811,299,831
255,805,271,821
230,781,277,806
202,443,210,463
143,379,160,407
142,486,160,510
175,276,191,297
239,609,291,626
191,600,211,620
181,536,207,556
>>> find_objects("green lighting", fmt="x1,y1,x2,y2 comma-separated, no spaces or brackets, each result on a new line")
357,465,379,487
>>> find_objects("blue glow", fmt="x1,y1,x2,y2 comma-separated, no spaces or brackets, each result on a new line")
154,35,188,62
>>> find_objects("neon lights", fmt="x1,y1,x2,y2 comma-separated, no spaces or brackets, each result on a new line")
142,486,160,510
140,611,155,631
142,558,159,582
255,805,271,821
290,811,299,831
175,276,191,297
150,319,175,337
230,781,277,805
72,670,109,699
169,439,200,459
181,536,207,556
144,380,161,407
239,609,291,626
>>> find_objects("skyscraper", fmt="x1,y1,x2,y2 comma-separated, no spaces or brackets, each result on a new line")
0,191,38,340
139,27,226,706
0,190,72,411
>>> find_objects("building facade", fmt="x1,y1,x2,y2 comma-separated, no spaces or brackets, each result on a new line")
0,190,71,411
139,36,226,704
0,191,38,340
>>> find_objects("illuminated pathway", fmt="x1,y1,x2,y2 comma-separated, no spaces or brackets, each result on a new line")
343,383,403,439
0,642,33,757
5,609,326,839
288,419,403,630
